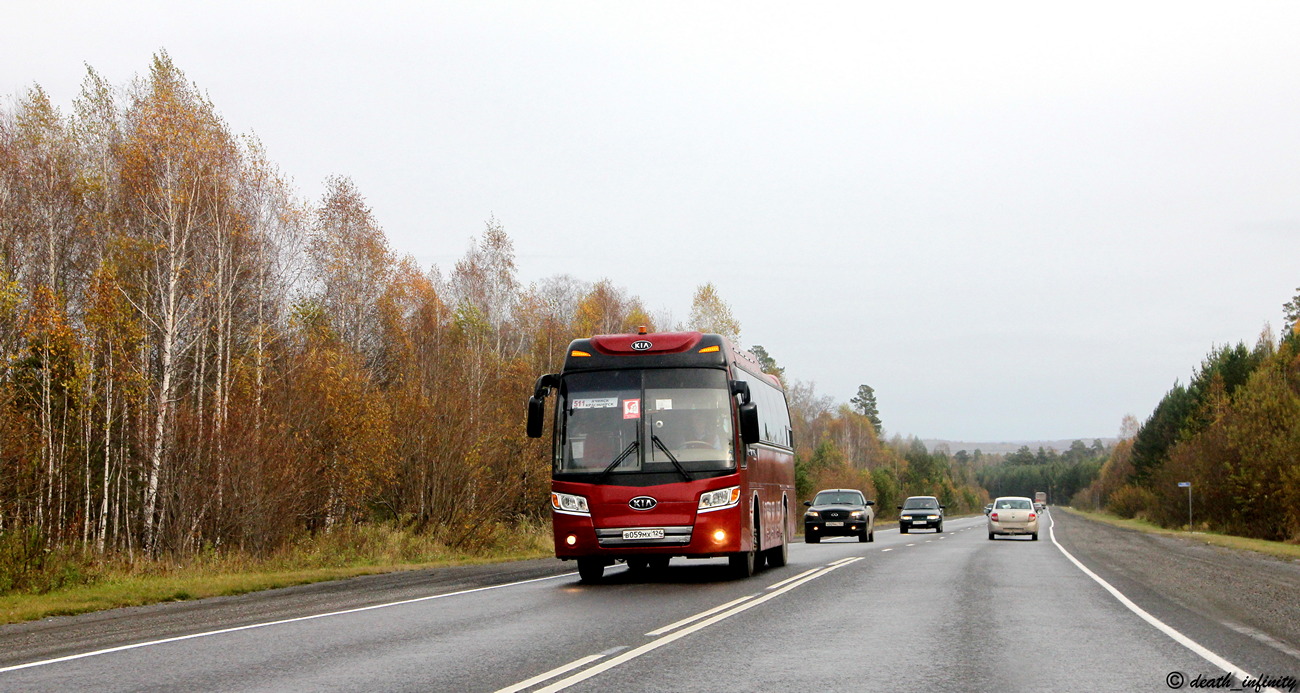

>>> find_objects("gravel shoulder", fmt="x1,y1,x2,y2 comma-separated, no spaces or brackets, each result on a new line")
1051,508,1300,670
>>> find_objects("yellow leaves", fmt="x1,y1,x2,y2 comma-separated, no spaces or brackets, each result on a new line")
688,282,741,343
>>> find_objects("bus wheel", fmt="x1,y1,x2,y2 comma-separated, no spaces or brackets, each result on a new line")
766,509,789,568
577,558,604,582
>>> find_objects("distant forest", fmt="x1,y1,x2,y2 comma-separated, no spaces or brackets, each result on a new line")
0,54,992,579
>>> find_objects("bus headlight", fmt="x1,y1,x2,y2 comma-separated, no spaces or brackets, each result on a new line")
551,492,590,516
698,486,742,513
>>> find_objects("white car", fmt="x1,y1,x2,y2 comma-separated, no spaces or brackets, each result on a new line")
987,496,1039,540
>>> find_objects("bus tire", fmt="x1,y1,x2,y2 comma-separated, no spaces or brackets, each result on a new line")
577,558,604,582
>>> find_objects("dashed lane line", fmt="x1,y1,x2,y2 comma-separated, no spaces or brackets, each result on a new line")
512,558,865,693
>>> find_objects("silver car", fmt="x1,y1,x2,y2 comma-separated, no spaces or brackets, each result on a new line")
987,496,1039,540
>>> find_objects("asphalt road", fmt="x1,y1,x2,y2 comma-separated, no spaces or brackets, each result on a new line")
2,511,1297,692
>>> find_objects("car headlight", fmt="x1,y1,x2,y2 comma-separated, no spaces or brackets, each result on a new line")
850,510,865,519
698,486,742,513
551,492,590,516
927,515,939,520
805,510,820,518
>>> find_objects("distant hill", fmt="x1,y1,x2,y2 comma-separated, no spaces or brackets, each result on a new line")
921,438,1118,455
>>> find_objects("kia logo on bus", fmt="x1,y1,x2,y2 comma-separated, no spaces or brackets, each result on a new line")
630,340,653,351
629,496,657,511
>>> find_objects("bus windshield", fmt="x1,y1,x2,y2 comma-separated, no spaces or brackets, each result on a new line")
557,368,735,478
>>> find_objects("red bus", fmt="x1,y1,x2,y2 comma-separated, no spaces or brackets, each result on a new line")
527,330,795,582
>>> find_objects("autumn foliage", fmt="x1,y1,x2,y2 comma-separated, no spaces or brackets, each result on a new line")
0,54,984,592
0,54,571,569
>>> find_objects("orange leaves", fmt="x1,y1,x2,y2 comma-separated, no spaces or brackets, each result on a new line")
281,334,396,525
572,279,646,337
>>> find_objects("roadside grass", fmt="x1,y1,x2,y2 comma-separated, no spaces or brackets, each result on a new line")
0,521,553,626
1060,506,1300,561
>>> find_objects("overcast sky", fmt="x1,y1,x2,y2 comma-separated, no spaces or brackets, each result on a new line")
5,1,1298,443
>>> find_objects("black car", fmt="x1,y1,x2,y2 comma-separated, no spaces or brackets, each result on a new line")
898,495,944,533
804,488,876,543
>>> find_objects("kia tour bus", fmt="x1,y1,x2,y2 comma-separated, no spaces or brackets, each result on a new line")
527,330,795,582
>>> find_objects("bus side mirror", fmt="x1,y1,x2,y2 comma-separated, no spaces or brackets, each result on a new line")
739,402,760,445
526,396,546,438
730,380,751,404
527,373,559,438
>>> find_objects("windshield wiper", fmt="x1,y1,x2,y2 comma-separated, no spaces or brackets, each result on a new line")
650,434,694,482
598,440,639,480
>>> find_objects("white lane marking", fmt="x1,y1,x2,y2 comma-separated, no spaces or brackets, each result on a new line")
881,548,893,552
494,653,606,693
1048,515,1282,693
765,568,821,592
827,556,859,567
0,572,575,674
530,559,863,693
906,543,916,547
644,594,757,636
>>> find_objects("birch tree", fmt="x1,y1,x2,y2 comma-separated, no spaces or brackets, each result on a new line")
119,53,230,552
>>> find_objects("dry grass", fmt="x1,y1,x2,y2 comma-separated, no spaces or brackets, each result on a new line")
0,520,553,625
1060,506,1300,561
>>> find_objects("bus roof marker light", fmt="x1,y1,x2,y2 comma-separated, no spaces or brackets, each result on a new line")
698,345,720,353
637,325,648,335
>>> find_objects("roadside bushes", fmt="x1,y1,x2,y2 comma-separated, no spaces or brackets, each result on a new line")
0,528,99,594
1106,485,1158,520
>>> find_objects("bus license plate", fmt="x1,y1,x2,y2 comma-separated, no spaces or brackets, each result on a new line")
623,529,665,540
825,521,844,527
